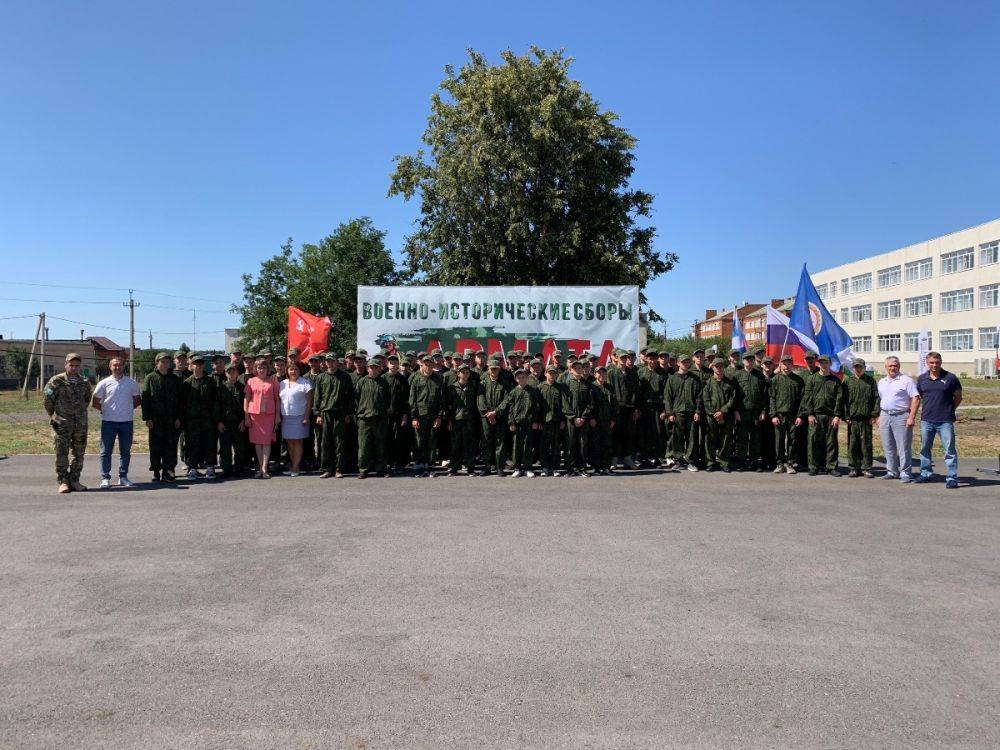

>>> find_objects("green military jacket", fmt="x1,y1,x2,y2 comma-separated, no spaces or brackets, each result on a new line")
141,369,181,422
696,364,712,384
769,372,805,415
313,370,355,416
591,381,617,423
355,375,389,419
477,377,510,416
845,373,880,420
800,373,845,418
733,368,769,413
537,381,566,423
501,385,538,425
701,376,736,415
408,371,444,418
611,365,640,408
181,374,220,423
664,371,703,415
43,372,93,423
381,370,411,416
562,376,593,419
638,366,667,410
446,380,479,421
217,379,245,423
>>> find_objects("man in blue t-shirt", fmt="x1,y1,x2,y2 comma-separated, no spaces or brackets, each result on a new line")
915,351,963,488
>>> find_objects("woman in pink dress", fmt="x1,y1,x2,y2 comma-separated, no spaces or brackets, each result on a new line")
243,360,281,478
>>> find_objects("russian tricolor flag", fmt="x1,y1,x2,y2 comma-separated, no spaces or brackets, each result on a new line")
731,308,747,353
765,306,813,367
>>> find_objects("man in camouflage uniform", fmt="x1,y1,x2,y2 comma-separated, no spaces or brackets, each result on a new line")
664,354,703,471
478,359,511,476
701,358,736,472
314,353,355,478
409,354,444,477
142,351,182,482
44,352,93,494
181,354,221,479
382,353,412,473
562,359,593,476
610,350,640,469
217,363,247,477
355,359,390,478
769,354,804,474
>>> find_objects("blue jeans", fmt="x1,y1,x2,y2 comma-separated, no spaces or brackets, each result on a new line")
919,420,958,479
100,420,134,479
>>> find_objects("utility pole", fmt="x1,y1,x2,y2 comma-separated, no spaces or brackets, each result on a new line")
124,289,139,379
148,330,153,350
20,313,42,399
192,309,197,351
38,311,45,391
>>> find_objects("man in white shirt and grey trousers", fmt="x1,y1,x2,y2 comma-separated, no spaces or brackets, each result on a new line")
876,356,920,483
91,356,142,488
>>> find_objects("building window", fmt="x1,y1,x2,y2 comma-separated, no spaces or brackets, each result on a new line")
829,280,838,297
940,247,974,275
904,258,933,282
841,278,850,295
877,299,901,320
981,283,999,309
816,283,828,300
940,288,974,313
854,336,872,354
979,327,999,350
877,266,901,287
850,273,872,294
978,240,998,267
904,332,931,351
905,294,932,316
850,304,872,323
940,329,973,351
840,308,849,324
877,334,901,353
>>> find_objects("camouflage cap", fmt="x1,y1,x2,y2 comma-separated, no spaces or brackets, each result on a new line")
190,353,206,363
530,358,542,366
307,354,320,361
387,353,399,361
474,349,487,357
710,357,726,367
420,354,434,363
405,350,416,357
65,352,82,363
273,355,286,363
354,349,368,358
595,364,608,372
443,351,454,358
212,353,226,361
646,349,659,357
514,367,527,376
692,348,705,356
257,350,272,357
678,353,693,362
488,359,501,369
762,356,774,364
225,362,238,371
458,363,471,372
853,358,867,367
780,354,793,362
743,352,755,360
754,347,766,355
506,350,519,358
545,365,559,373
816,354,831,363
570,359,584,368
553,350,563,357
155,351,171,362
657,350,670,357
173,350,188,359
345,350,355,358
430,348,443,356
324,352,338,360
804,351,817,360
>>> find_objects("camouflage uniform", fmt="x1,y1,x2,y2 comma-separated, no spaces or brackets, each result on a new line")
44,371,93,486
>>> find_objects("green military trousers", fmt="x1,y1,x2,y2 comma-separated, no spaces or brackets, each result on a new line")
734,410,761,467
772,414,798,466
357,416,387,474
319,412,348,474
704,415,733,468
539,422,561,471
52,416,87,483
847,419,873,471
449,419,477,472
412,415,436,468
807,415,839,471
669,412,699,465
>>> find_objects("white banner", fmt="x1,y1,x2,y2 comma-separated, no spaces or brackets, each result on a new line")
357,285,639,363
918,327,931,375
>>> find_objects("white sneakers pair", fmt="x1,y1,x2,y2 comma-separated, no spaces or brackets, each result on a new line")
99,477,136,489
510,470,536,478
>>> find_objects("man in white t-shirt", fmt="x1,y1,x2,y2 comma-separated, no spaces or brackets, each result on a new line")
91,356,142,488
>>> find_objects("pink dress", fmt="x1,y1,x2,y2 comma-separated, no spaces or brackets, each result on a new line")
244,376,280,445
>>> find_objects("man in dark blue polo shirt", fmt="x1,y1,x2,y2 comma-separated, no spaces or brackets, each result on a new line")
915,351,962,488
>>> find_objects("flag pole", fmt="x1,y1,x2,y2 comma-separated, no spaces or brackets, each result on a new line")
777,326,791,362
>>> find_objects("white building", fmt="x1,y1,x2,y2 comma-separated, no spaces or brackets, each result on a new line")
809,218,1000,377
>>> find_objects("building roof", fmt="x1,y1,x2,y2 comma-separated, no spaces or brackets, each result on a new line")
88,336,123,351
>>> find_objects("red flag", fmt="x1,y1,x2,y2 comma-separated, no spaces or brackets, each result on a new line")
287,307,331,363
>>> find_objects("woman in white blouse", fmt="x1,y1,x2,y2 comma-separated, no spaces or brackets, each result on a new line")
279,361,313,476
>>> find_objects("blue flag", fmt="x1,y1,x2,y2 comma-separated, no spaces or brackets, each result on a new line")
788,264,854,372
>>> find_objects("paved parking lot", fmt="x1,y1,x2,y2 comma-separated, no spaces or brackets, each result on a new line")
1,454,998,748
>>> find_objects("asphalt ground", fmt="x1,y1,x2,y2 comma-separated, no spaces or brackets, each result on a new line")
1,454,998,749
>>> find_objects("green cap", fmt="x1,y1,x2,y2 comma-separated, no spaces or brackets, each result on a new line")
420,354,434,363
530,358,542,366
488,359,501,369
805,351,817,360
190,353,206,364
762,356,774,364
710,357,726,367
780,354,793,362
646,349,659,357
225,363,237,371
692,348,705,355
64,352,82,363
514,367,527,376
155,351,171,362
743,352,755,360
324,353,338,360
274,355,286,363
173,350,187,359
458,363,470,372
678,353,692,362
545,365,559,373
405,350,416,357
308,354,320,361
355,349,368,358
817,354,831,363
853,358,866,367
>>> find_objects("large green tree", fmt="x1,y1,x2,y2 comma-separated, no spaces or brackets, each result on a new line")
389,47,676,310
234,218,402,354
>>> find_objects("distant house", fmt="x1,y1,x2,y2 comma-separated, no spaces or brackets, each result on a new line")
693,303,769,342
0,334,127,387
743,299,793,348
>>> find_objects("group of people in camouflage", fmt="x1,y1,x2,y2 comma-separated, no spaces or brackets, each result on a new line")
41,342,896,488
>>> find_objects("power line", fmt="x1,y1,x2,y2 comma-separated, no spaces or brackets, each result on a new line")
44,314,227,336
0,280,234,305
0,297,122,304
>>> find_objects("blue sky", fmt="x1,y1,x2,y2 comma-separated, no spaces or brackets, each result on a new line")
2,1,998,349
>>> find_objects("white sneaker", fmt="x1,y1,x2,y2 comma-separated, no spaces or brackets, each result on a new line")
187,469,198,479
552,470,563,477
99,478,112,489
525,470,535,478
664,459,677,468
686,464,700,472
289,472,299,477
205,467,216,478
511,470,523,478
118,477,135,488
